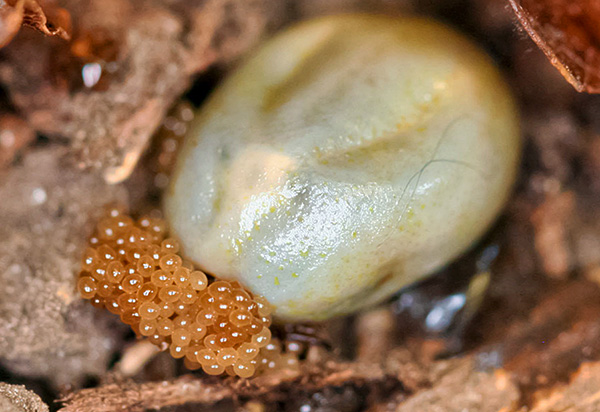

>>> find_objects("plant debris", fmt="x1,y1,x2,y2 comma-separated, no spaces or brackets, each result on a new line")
530,362,600,412
0,0,287,183
58,351,416,412
0,113,35,169
530,191,575,278
509,0,600,93
0,382,48,412
0,0,70,48
0,147,129,386
2,0,600,411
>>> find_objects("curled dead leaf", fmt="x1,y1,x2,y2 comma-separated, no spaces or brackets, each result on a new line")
509,0,600,93
0,0,70,48
21,0,71,40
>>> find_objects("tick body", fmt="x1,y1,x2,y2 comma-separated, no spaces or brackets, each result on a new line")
165,14,521,321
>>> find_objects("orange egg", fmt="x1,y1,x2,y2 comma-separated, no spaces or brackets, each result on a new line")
76,209,288,378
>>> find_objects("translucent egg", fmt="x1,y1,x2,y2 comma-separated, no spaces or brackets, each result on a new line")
78,208,285,378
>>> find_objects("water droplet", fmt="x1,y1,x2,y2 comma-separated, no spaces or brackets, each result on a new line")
82,63,102,88
31,188,47,205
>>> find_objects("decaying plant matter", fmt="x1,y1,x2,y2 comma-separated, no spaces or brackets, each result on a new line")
0,0,288,182
0,382,49,412
3,0,600,411
0,0,70,48
510,0,600,93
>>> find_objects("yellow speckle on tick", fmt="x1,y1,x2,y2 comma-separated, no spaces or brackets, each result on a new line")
234,238,243,253
292,272,299,278
274,277,280,285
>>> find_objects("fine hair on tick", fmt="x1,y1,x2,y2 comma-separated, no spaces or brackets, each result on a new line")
393,114,488,228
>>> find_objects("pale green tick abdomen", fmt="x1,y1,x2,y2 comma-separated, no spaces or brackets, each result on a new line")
165,14,521,321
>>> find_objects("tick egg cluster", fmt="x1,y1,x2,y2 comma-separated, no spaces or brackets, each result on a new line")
77,207,296,378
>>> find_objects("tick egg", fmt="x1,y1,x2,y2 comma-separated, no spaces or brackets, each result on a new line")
78,207,284,378
165,14,522,321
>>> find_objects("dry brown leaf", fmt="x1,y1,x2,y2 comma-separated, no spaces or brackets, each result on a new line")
0,0,70,48
21,0,70,40
509,0,600,93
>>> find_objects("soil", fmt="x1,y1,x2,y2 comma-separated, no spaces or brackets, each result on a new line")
2,0,600,411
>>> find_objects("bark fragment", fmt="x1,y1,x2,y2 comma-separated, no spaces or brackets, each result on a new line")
0,382,49,412
0,147,128,385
